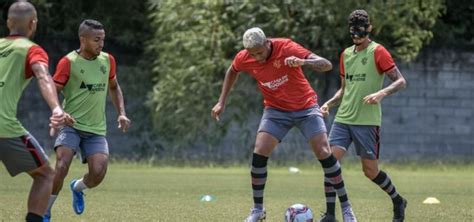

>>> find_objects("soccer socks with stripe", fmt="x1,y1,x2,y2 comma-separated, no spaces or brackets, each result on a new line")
251,153,268,210
372,170,403,204
324,177,337,215
320,155,351,210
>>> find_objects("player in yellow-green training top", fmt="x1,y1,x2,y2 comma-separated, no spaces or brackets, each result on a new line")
0,2,67,222
43,19,131,221
320,9,408,222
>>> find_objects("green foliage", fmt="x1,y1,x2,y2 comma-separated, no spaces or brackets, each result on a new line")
148,0,444,148
431,0,474,48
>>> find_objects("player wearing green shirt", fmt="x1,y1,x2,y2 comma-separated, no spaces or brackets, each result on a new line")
320,10,408,222
0,2,66,222
44,19,131,221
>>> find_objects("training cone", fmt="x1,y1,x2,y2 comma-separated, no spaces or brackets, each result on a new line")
423,197,440,204
288,167,300,173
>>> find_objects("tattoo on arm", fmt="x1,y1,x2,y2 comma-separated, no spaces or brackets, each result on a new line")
305,54,333,72
382,66,407,96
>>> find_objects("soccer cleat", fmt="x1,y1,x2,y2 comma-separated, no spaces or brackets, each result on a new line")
70,180,85,215
341,206,357,222
319,213,338,222
244,208,266,222
392,198,408,222
43,212,51,222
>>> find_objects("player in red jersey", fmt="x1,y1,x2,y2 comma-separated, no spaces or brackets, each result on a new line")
211,27,357,222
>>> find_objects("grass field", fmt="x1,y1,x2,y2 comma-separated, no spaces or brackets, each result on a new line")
1,161,473,221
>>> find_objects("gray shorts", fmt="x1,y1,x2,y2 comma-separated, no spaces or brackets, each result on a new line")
257,105,327,142
328,122,380,159
0,132,49,176
55,126,109,163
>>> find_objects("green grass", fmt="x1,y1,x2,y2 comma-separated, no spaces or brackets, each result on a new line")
1,161,473,221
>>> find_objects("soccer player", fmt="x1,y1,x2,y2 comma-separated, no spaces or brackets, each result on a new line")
211,27,357,222
0,2,67,222
44,19,131,221
320,10,408,222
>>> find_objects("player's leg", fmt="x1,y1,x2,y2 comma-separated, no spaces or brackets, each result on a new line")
70,133,109,215
353,125,406,222
321,122,352,221
295,107,356,222
0,134,53,222
83,153,108,188
45,126,80,219
245,108,292,222
27,164,54,222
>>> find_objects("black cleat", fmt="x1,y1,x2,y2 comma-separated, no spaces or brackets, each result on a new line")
393,198,408,222
319,213,338,222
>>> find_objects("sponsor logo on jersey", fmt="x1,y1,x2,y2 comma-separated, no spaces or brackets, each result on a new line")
0,49,13,58
260,74,288,90
80,81,106,94
345,73,366,82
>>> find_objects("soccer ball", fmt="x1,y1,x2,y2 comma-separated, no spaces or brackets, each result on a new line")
284,203,313,222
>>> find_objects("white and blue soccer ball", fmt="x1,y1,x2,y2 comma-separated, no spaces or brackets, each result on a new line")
284,203,313,222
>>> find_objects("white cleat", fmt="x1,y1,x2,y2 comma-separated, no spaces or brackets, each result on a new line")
342,207,357,222
244,208,266,222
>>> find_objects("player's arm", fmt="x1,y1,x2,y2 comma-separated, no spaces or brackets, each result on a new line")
379,66,407,96
321,76,345,117
284,53,332,72
211,65,239,121
32,62,65,128
363,46,407,104
302,53,333,72
109,78,131,132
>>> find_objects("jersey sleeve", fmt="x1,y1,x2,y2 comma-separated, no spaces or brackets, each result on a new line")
25,45,49,78
108,54,117,80
374,45,396,74
285,40,312,59
231,51,245,73
53,57,71,86
339,51,345,77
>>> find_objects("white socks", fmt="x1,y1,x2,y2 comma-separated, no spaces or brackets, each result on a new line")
73,178,89,192
46,195,57,213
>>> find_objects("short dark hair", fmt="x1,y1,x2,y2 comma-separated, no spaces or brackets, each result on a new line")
78,19,104,37
348,9,370,27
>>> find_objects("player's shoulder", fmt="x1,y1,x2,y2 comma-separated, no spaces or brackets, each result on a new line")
234,49,249,61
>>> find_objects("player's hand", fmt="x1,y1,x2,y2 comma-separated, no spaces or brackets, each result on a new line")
211,102,225,121
284,56,305,67
49,106,65,129
320,103,330,117
65,113,76,126
117,115,131,133
363,91,386,104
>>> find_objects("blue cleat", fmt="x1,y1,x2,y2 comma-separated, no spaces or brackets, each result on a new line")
70,180,85,215
43,212,51,222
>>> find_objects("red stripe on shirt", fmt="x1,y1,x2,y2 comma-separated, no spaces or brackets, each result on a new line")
25,45,49,79
53,57,71,85
108,54,117,80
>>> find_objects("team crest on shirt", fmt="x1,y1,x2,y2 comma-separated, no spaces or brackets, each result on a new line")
361,57,368,65
100,65,107,75
273,60,281,68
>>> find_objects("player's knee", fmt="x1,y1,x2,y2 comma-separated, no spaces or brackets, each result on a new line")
56,159,71,176
362,167,378,179
90,165,107,181
32,165,54,182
